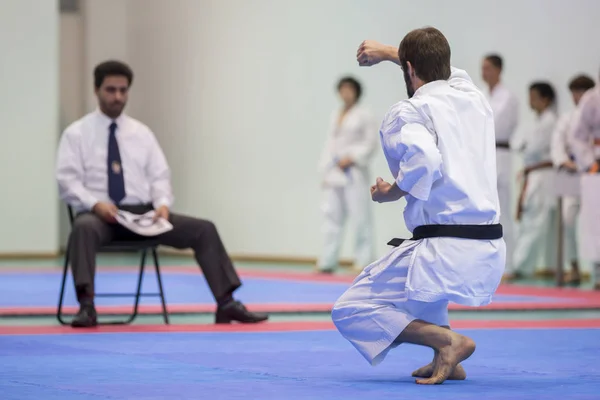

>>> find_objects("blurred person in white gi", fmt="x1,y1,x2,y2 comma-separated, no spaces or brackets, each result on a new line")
481,54,519,273
508,82,558,280
569,69,600,290
550,75,595,285
332,28,505,385
317,77,379,273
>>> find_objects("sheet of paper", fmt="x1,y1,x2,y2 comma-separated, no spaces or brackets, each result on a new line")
115,210,173,237
579,174,600,261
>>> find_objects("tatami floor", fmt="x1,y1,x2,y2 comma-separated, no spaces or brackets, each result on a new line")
2,254,600,399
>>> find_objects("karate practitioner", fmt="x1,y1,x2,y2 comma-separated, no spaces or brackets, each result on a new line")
482,54,519,273
508,83,558,280
332,28,505,385
569,72,600,290
317,77,379,273
550,75,595,285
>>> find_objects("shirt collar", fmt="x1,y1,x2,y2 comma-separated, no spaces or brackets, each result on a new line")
413,80,448,98
94,108,126,130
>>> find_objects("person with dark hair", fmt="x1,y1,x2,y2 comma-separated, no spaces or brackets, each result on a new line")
507,82,558,281
55,60,269,327
332,28,505,385
550,75,596,285
481,54,519,275
570,69,600,291
317,76,378,273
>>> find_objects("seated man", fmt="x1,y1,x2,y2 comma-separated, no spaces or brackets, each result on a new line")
56,60,269,327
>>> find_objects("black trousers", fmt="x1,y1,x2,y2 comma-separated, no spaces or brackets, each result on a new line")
69,204,242,303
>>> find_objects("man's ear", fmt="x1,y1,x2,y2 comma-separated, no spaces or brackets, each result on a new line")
407,61,416,79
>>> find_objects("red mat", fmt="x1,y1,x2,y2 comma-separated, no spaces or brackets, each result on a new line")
1,318,600,336
2,266,600,315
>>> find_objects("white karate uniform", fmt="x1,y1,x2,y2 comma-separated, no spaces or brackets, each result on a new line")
488,83,519,271
331,67,505,366
318,105,379,270
570,88,600,171
551,111,579,264
570,87,600,283
511,109,558,276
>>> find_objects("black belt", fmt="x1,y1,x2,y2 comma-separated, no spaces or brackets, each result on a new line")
387,224,503,247
496,142,510,149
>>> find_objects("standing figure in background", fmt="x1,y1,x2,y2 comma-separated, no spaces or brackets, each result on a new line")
569,69,600,290
508,82,558,280
482,54,519,274
317,77,379,273
550,75,596,285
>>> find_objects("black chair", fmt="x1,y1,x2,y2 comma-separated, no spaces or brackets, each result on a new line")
57,205,169,325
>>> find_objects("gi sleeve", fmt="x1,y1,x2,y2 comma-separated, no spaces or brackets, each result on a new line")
55,127,99,211
380,103,443,201
347,109,379,167
550,113,572,167
570,94,597,170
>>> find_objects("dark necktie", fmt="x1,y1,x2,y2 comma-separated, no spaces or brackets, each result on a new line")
108,122,126,203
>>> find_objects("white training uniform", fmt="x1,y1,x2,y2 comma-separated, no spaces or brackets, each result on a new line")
570,87,600,283
511,109,558,276
318,104,379,270
487,83,519,272
550,110,579,264
331,67,505,366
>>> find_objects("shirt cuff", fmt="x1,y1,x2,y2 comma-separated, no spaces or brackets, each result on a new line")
152,197,172,209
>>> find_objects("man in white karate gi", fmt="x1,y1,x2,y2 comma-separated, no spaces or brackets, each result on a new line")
550,75,595,285
569,70,600,290
481,54,519,274
331,28,505,385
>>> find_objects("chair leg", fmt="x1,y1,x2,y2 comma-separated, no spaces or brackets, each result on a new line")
56,240,71,326
152,248,169,325
123,249,147,324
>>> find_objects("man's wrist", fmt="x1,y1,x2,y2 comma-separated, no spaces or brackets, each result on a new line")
384,45,400,64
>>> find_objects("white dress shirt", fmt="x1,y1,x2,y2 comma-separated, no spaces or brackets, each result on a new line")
55,109,173,212
487,83,519,144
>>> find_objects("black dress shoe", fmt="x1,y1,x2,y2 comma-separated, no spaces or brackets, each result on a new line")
215,300,269,324
71,304,98,328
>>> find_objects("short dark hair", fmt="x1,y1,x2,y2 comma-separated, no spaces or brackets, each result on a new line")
484,54,503,71
569,75,595,92
94,60,133,89
337,76,362,100
398,27,451,83
529,82,556,104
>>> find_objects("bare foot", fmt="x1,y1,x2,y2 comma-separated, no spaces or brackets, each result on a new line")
415,332,475,385
412,360,466,380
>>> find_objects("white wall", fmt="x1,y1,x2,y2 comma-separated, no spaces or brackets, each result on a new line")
81,0,600,262
0,0,59,254
59,9,85,247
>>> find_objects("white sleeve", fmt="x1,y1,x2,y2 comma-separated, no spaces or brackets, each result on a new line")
380,105,442,201
493,95,519,143
145,130,174,209
525,114,554,162
550,114,572,167
570,95,597,170
55,128,99,211
347,110,379,167
318,113,337,173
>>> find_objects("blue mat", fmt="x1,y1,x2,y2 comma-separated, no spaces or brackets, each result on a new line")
0,271,568,307
0,271,574,307
1,328,599,399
